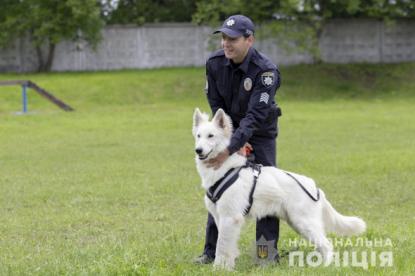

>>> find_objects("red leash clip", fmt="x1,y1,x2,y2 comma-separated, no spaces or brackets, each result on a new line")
244,145,252,156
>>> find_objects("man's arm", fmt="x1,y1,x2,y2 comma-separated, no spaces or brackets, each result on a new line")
205,69,281,169
227,69,281,154
205,61,225,114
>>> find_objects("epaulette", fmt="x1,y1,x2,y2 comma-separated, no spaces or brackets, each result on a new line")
207,49,225,61
252,51,277,71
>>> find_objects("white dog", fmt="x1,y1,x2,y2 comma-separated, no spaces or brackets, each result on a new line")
193,108,366,270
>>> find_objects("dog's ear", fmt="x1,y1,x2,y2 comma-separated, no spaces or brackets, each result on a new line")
193,108,203,128
213,108,226,129
193,108,208,135
213,108,232,136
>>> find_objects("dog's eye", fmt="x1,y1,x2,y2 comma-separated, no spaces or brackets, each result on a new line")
197,134,201,138
208,134,214,138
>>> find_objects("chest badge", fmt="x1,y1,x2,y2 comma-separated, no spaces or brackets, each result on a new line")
243,77,253,92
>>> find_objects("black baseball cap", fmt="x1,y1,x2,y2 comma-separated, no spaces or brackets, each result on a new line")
213,15,255,38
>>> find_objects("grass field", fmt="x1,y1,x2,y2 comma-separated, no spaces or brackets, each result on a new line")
1,63,415,275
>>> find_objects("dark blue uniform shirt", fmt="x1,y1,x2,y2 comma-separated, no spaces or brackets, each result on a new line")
205,47,281,154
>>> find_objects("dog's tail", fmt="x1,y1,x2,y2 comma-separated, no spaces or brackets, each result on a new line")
321,190,366,236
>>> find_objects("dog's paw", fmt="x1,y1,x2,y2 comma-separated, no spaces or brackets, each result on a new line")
213,255,235,271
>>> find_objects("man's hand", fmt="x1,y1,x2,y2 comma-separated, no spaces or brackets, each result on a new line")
237,143,253,156
205,143,253,170
204,149,230,170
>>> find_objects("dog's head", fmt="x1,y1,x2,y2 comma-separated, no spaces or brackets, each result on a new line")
192,108,233,160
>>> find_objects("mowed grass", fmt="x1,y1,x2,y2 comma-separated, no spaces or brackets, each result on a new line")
0,64,414,275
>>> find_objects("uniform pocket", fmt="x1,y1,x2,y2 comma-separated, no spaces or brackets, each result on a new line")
265,105,280,124
216,83,227,98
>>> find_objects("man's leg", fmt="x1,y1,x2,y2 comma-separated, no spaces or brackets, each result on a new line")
256,216,280,261
194,213,217,264
250,137,280,261
203,213,218,258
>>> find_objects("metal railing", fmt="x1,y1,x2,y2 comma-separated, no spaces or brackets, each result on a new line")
0,80,74,113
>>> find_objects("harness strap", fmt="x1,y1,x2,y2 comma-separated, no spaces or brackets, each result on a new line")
206,161,262,217
243,162,261,216
206,166,243,203
284,171,320,202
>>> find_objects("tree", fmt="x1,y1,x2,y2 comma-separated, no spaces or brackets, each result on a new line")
193,0,415,24
192,0,277,25
192,0,415,62
104,0,198,25
0,0,103,72
301,0,415,20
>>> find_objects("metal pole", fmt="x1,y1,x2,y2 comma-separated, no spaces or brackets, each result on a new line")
22,84,27,113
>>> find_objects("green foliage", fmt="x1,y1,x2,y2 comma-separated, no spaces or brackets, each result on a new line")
303,0,415,20
193,0,415,25
104,0,197,25
192,0,415,62
0,0,103,72
103,0,415,26
192,0,278,25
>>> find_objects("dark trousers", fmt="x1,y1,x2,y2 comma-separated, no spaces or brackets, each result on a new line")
203,136,280,258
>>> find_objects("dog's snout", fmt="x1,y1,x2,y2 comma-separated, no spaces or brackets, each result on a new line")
195,148,203,155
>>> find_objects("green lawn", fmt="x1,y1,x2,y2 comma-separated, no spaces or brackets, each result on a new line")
0,64,414,275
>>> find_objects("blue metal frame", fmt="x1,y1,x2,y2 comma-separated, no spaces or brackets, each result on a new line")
22,84,27,113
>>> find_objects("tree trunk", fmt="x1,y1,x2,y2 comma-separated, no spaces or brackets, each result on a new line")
35,44,45,72
35,39,55,72
44,42,55,72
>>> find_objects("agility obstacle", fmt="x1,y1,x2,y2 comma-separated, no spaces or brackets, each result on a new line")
0,80,74,113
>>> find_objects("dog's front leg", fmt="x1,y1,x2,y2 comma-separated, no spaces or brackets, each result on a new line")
214,215,243,271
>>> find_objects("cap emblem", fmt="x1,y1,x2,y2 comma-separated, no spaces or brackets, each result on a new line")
226,19,235,26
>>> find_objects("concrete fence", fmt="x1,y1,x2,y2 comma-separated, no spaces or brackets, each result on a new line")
0,19,414,72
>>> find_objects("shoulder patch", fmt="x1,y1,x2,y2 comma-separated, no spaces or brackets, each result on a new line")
261,72,275,87
252,50,277,71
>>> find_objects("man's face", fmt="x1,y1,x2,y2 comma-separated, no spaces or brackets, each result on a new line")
221,33,254,63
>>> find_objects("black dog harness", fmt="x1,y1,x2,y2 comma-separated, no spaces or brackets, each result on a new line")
206,161,262,216
284,171,320,202
206,162,320,216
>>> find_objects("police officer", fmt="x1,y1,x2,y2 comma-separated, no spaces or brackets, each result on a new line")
194,14,282,264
